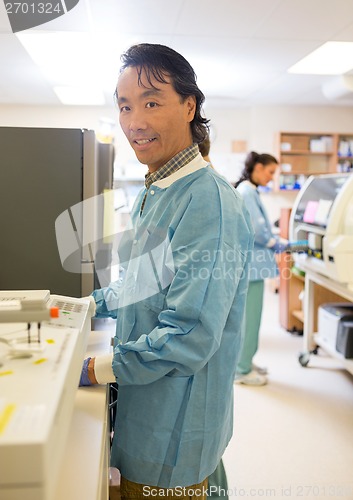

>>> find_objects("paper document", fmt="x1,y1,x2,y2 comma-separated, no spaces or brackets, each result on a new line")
303,201,319,223
314,199,333,226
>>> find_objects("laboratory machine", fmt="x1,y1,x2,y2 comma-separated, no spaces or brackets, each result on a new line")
289,173,353,289
0,290,93,500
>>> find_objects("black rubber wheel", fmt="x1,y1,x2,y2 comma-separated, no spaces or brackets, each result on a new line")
298,352,310,367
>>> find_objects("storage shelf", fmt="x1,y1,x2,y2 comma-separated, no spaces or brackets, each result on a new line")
294,223,326,236
280,170,328,175
281,150,333,155
275,132,353,191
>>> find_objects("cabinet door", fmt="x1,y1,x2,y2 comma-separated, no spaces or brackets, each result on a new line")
279,253,304,332
278,207,304,332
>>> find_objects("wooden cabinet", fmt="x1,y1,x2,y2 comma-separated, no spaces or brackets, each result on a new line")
278,207,305,332
279,254,305,332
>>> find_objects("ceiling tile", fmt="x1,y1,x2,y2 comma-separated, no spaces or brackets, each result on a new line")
255,0,353,40
1,0,353,106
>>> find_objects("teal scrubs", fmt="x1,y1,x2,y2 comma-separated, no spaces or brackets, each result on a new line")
236,181,278,375
208,460,228,499
236,280,264,374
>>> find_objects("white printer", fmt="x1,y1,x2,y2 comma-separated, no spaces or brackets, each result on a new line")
318,303,353,358
289,173,353,289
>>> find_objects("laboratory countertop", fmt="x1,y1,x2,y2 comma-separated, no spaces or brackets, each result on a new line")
54,330,112,500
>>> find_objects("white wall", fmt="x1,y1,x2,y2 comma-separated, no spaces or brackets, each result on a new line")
206,104,353,155
248,105,353,154
0,103,133,169
205,104,353,223
1,102,352,222
2,102,353,164
0,104,117,129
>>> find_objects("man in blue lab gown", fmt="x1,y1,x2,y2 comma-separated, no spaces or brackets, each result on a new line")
81,43,253,499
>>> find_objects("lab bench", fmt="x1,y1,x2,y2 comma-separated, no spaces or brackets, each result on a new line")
54,330,112,500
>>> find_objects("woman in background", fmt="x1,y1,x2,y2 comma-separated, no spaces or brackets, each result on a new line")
198,134,212,165
234,151,287,386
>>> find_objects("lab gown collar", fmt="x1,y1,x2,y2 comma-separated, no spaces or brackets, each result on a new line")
152,153,209,189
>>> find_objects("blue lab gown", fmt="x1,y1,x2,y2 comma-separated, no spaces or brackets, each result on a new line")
93,154,254,488
237,181,278,281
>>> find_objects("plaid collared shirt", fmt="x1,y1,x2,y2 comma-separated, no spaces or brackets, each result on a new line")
140,143,199,214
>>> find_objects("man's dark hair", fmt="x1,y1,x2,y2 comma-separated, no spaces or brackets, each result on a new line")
116,43,210,144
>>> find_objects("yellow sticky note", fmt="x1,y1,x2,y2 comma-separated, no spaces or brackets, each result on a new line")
0,404,16,435
33,358,47,365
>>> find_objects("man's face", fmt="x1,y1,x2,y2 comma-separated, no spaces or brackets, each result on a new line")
117,66,196,172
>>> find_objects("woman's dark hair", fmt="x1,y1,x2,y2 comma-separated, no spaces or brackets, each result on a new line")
234,151,278,188
198,134,211,157
116,43,210,144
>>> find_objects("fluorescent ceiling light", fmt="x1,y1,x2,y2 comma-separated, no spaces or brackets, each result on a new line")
16,31,138,104
16,31,93,67
16,31,136,75
288,41,353,75
54,86,105,105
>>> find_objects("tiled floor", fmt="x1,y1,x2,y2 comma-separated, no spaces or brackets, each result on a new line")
223,285,353,500
105,284,353,500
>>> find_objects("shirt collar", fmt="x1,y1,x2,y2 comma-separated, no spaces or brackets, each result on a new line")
144,143,199,190
244,179,258,190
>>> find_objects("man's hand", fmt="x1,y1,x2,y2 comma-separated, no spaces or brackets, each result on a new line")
272,241,289,254
79,357,98,386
